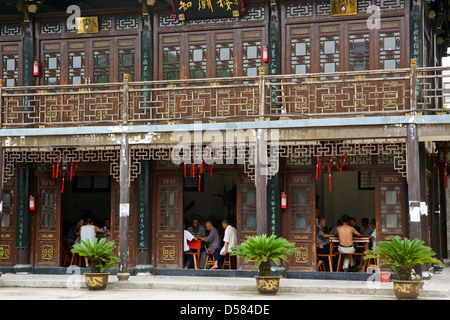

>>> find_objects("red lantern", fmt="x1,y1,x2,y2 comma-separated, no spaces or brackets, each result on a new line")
281,192,287,209
29,195,36,211
262,47,268,62
33,61,39,76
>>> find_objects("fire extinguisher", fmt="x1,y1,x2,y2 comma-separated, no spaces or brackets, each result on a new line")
29,195,36,211
33,61,39,76
262,47,268,62
281,192,287,209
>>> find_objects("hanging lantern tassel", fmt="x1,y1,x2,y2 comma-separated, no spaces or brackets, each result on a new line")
184,163,187,178
200,160,204,174
51,161,55,179
69,161,74,181
191,163,195,178
339,153,347,173
61,175,65,194
328,171,332,192
315,155,321,180
198,174,201,192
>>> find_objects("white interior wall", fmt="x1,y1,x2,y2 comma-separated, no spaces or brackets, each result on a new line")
317,171,375,231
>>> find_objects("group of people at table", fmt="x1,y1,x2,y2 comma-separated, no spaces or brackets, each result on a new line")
317,214,377,272
183,218,237,269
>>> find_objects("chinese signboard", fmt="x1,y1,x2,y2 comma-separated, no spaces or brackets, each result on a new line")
172,0,244,21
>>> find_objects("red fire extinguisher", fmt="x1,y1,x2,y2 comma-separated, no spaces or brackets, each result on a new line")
262,47,268,62
33,61,39,76
281,192,287,209
29,195,35,211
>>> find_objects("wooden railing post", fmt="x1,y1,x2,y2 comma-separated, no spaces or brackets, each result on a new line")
259,67,266,120
410,58,417,115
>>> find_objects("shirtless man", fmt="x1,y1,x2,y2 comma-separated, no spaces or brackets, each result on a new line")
335,214,371,272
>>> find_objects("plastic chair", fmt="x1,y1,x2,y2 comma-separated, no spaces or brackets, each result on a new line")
186,240,202,269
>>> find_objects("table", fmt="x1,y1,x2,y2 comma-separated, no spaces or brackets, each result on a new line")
329,236,371,271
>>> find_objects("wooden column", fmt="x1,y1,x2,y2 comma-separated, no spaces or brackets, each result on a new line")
266,0,281,237
118,74,131,278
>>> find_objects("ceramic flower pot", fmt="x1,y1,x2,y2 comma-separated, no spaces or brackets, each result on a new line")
255,276,281,295
392,280,421,299
85,273,110,290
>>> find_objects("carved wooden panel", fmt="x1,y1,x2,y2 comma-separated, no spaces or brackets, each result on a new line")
33,177,61,267
282,172,316,271
154,175,183,268
0,180,16,267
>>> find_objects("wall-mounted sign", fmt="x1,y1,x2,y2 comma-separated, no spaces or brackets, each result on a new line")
172,0,245,21
331,0,357,16
75,17,99,34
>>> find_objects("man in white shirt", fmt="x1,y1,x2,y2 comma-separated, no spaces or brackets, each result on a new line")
210,219,237,269
183,228,195,269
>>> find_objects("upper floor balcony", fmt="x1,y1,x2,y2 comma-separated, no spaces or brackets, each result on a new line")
0,64,448,129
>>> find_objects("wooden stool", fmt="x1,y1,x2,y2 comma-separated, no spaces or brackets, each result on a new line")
204,250,215,269
70,251,82,267
317,259,325,272
222,253,235,270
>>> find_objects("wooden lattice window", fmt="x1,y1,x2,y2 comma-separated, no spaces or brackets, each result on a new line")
44,52,61,85
215,42,234,78
189,44,207,79
2,54,19,87
379,31,401,70
241,186,256,231
380,185,403,233
290,186,311,232
68,51,85,85
163,45,180,81
349,33,369,71
160,187,179,231
93,50,110,83
39,189,57,231
291,36,311,75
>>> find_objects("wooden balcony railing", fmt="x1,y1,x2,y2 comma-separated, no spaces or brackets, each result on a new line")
1,65,449,128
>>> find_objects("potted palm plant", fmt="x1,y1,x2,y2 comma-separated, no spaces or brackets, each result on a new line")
364,235,443,299
71,238,120,290
230,234,298,294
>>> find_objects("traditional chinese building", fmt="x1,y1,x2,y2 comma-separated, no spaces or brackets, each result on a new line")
0,0,449,274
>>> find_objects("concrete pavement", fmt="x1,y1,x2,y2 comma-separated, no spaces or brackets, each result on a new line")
0,266,448,299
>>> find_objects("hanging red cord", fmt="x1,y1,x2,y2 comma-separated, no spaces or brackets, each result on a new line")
339,153,347,173
184,163,186,178
61,176,65,194
198,175,201,192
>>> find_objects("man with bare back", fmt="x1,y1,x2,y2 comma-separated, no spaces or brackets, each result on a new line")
334,214,368,272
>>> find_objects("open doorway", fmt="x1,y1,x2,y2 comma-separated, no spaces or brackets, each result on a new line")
61,174,112,260
315,171,375,235
183,172,237,269
183,172,236,235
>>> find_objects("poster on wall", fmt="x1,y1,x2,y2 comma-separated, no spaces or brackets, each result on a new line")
171,0,245,21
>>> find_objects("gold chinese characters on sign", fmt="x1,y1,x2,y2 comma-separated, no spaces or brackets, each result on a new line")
331,0,357,16
76,17,99,34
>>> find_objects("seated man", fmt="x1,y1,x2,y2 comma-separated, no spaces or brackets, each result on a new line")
335,214,366,272
210,219,237,269
66,218,84,250
183,227,198,269
197,221,221,269
316,217,337,270
188,218,206,237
